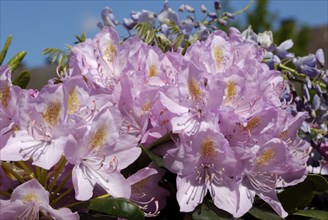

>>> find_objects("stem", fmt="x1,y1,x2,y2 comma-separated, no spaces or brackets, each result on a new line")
51,169,72,200
48,156,67,192
278,63,299,74
40,168,48,187
15,161,33,175
0,190,11,197
50,187,74,206
1,162,25,183
147,132,172,150
35,166,41,181
203,0,254,26
223,0,254,19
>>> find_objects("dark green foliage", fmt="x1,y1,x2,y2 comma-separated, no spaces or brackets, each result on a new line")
0,35,12,65
12,70,30,89
43,48,68,66
7,51,27,73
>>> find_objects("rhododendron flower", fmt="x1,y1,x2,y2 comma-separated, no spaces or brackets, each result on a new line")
127,164,169,216
0,83,72,170
64,107,141,200
164,129,242,216
0,178,78,219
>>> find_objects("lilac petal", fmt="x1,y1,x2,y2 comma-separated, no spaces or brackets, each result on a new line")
11,179,49,204
210,181,241,217
102,172,131,198
200,4,207,13
315,48,325,67
235,184,255,217
47,207,79,220
258,191,288,218
0,131,46,163
108,134,141,170
278,39,293,51
72,165,96,201
0,201,31,219
127,167,158,186
31,137,66,170
312,94,321,111
176,175,207,212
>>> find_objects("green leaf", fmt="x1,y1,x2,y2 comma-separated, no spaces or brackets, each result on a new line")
306,174,328,192
192,200,233,220
278,178,314,212
141,146,165,168
166,20,182,35
74,32,87,44
293,209,328,220
134,22,156,45
0,34,12,65
7,51,27,73
12,70,30,88
43,48,68,66
248,207,283,220
88,197,144,220
155,33,171,53
80,214,116,220
173,34,184,50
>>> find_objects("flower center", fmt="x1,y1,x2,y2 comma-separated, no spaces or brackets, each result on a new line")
148,64,157,78
0,85,10,109
105,42,117,62
89,126,107,150
188,79,202,100
68,88,80,114
22,192,40,204
256,148,276,166
142,101,152,112
213,46,223,66
200,138,217,159
42,101,61,126
244,117,261,131
132,177,150,193
279,130,288,140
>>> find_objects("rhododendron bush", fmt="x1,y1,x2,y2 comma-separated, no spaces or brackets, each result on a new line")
0,1,327,219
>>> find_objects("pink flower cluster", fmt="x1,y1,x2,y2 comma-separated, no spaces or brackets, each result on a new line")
0,27,311,218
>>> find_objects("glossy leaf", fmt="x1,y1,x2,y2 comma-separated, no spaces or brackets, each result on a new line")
293,209,328,219
0,34,12,65
306,174,328,192
192,199,233,220
12,70,30,89
141,146,165,168
278,174,328,213
278,178,314,212
248,207,283,220
88,197,144,220
7,51,27,73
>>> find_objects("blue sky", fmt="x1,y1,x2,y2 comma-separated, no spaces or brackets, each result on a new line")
1,0,327,68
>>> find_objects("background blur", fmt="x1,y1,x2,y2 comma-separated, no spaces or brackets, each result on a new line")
1,0,327,88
